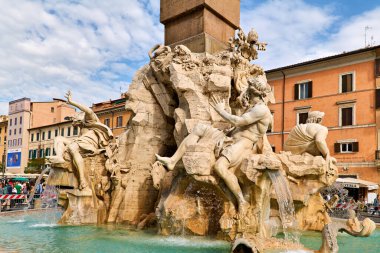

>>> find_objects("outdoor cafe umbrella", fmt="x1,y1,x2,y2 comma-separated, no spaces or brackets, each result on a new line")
9,177,29,182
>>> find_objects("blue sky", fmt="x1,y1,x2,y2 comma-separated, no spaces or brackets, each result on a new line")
0,0,379,114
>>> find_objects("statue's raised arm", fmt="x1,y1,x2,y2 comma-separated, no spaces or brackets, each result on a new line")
210,95,268,127
65,90,98,122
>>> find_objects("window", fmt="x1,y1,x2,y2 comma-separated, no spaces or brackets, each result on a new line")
9,119,12,126
55,129,58,137
19,116,22,124
294,81,312,100
340,73,354,93
39,149,44,158
8,140,11,147
51,107,55,113
42,132,45,140
67,127,71,137
376,59,380,77
73,126,79,135
36,133,40,141
61,128,64,136
31,133,34,142
19,128,21,134
13,129,16,135
104,118,110,127
32,149,37,159
45,148,51,157
18,138,21,145
376,89,380,108
297,112,309,125
9,130,11,136
340,107,353,126
48,130,51,139
334,142,359,153
29,150,33,159
14,117,17,125
13,139,16,146
0,128,2,134
116,116,123,128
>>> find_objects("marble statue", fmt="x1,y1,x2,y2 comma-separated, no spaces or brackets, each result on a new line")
48,91,113,192
156,75,273,214
284,111,335,164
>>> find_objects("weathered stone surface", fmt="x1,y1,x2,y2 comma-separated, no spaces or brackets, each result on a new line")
45,27,374,253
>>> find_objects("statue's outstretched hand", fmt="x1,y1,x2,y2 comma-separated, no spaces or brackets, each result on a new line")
65,90,72,104
210,95,226,113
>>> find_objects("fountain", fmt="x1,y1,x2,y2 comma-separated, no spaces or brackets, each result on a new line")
28,26,373,253
0,12,377,253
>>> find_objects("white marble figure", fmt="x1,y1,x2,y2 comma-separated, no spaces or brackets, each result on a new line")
156,75,273,214
284,111,335,164
48,91,113,192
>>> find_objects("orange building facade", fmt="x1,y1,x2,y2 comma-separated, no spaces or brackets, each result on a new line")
266,46,380,196
91,94,131,137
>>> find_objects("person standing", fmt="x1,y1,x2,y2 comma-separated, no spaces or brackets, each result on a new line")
15,181,22,194
372,195,379,215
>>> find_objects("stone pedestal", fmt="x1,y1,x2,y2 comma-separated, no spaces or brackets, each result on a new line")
160,0,240,53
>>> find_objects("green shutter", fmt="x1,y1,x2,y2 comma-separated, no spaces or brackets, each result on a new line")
294,84,299,100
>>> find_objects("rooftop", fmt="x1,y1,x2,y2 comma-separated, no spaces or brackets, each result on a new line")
266,45,380,73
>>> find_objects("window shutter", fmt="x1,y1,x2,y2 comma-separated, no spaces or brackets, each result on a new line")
376,59,380,77
334,143,340,153
376,89,380,109
342,75,347,93
294,84,299,100
353,142,359,152
308,81,313,98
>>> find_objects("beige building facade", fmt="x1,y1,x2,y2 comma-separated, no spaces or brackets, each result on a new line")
0,115,8,167
28,120,79,170
6,98,76,174
7,98,32,173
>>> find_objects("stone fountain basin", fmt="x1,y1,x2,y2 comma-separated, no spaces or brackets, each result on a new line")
0,211,378,253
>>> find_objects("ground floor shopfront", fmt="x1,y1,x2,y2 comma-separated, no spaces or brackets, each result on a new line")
336,177,379,203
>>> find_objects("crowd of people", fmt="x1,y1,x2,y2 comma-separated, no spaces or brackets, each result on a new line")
0,178,45,211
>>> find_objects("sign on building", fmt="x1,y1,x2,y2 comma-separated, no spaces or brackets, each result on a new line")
6,149,21,168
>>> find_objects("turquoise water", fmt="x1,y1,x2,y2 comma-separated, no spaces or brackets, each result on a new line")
299,229,380,253
0,211,230,253
0,211,379,253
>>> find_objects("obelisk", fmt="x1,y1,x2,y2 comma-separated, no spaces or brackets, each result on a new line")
160,0,240,53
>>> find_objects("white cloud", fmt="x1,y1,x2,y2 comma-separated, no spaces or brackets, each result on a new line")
310,7,380,58
0,0,163,114
241,0,380,70
241,0,337,70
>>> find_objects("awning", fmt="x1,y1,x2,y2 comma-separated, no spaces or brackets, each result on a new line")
336,178,379,190
2,173,48,179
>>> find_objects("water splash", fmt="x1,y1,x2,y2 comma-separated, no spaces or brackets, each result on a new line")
27,166,50,205
268,170,300,243
29,223,59,228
